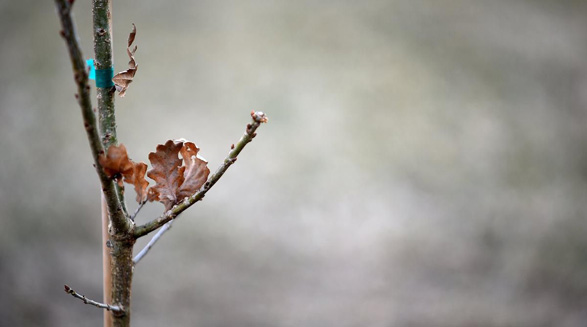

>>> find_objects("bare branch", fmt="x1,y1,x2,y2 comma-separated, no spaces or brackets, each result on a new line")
54,0,131,234
133,220,174,265
63,285,124,313
134,111,268,238
129,201,146,221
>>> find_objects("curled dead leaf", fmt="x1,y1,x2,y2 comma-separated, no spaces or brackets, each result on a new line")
124,161,149,203
99,144,150,203
147,139,210,210
113,24,138,97
99,144,133,179
127,23,136,47
178,141,210,200
147,140,184,210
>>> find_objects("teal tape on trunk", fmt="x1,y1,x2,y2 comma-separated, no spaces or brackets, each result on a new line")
95,68,115,88
86,59,96,80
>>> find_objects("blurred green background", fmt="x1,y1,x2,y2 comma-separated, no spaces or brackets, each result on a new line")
1,0,587,326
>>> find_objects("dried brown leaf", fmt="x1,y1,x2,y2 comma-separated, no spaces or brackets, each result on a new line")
124,162,149,203
99,144,150,203
147,140,210,210
113,24,138,97
127,23,136,48
147,140,184,210
99,144,134,179
178,142,210,200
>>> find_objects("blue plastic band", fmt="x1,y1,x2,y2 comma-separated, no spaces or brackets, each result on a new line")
86,59,96,80
95,68,115,88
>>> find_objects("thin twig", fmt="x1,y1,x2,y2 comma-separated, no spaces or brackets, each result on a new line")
134,111,268,238
54,0,130,234
129,201,145,221
133,220,174,265
64,285,124,313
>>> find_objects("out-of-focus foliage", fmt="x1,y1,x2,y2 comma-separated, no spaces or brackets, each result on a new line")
1,0,586,326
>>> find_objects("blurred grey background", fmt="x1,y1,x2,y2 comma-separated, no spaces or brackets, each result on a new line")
1,0,587,326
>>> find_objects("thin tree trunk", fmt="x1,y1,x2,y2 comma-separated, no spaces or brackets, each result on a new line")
53,2,133,324
93,1,134,326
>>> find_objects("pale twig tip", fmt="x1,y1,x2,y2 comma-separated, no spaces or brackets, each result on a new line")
252,111,268,123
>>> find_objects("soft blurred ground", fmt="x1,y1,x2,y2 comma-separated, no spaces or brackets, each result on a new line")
1,0,587,326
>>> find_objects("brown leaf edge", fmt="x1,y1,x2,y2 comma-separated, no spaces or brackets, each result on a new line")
112,23,138,97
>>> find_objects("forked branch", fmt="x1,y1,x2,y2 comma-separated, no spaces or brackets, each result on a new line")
55,0,131,234
134,111,268,238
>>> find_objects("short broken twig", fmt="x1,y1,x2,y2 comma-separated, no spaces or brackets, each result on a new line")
63,284,123,313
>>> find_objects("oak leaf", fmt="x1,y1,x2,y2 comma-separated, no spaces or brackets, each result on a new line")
99,144,134,181
125,161,149,203
178,141,210,200
98,144,150,203
146,140,184,210
147,140,210,210
113,23,138,97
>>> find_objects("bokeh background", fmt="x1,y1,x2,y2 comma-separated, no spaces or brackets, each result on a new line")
1,0,587,326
